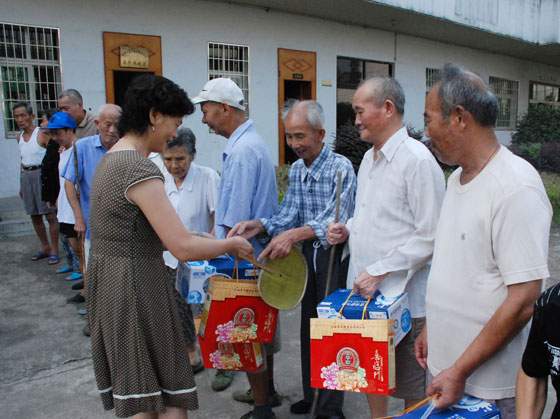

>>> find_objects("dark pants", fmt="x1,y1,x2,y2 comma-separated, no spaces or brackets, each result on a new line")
300,240,348,418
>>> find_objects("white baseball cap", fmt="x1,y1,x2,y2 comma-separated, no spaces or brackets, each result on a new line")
192,78,246,111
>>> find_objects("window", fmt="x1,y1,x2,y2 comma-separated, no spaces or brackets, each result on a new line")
336,57,392,128
208,42,249,115
425,68,441,96
529,82,560,109
489,76,519,129
0,23,62,138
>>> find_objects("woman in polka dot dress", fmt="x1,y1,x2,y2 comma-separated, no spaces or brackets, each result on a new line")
87,74,253,419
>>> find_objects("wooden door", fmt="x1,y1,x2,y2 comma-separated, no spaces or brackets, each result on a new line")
278,49,316,165
103,32,162,105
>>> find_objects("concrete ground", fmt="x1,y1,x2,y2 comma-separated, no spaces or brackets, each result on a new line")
1,231,558,418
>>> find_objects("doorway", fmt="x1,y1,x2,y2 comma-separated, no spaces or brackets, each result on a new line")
278,49,316,165
102,32,162,104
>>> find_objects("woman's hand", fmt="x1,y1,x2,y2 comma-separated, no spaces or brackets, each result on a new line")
229,236,254,261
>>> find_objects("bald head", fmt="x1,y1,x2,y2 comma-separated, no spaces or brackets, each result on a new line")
436,63,499,127
357,75,405,116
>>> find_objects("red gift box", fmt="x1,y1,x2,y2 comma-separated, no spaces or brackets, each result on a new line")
198,338,264,371
310,318,396,394
198,276,278,343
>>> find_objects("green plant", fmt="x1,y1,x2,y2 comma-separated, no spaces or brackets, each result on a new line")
512,105,560,144
276,164,290,203
541,172,560,225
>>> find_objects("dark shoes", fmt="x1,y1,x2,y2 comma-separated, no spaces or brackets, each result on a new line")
66,293,85,304
240,412,276,419
191,360,204,375
290,399,312,414
211,369,235,391
83,323,90,337
71,281,84,290
233,388,282,407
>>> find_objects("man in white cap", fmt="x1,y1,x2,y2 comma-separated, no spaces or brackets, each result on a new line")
192,78,280,419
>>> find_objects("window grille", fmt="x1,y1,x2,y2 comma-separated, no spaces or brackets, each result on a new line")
425,68,441,94
0,22,62,138
529,82,560,109
208,42,249,115
489,76,519,129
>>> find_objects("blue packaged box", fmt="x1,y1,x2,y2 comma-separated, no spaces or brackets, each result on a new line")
176,255,259,304
398,396,500,418
317,289,411,345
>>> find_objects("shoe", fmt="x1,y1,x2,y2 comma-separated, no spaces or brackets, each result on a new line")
240,412,276,419
65,272,83,281
57,266,73,274
66,293,85,304
72,281,84,290
78,307,87,316
233,388,282,407
211,369,235,391
191,360,204,375
290,399,312,414
83,323,90,337
31,251,48,261
48,254,60,265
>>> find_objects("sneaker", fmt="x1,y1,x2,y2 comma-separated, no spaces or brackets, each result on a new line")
72,281,84,290
78,307,87,316
65,272,83,281
83,323,90,337
233,389,282,407
290,399,312,414
66,293,85,304
211,369,235,391
57,266,73,274
240,412,276,419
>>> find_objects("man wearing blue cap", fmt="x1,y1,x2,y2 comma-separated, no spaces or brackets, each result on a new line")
62,104,121,335
41,112,85,288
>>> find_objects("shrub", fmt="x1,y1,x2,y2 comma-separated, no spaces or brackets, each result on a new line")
512,105,560,144
276,164,290,203
509,142,560,173
541,172,560,225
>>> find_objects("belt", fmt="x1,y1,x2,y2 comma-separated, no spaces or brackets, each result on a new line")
22,165,41,171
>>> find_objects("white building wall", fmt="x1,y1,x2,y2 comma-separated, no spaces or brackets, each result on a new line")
1,0,559,197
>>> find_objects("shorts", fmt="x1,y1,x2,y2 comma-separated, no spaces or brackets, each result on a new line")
392,317,427,400
21,168,54,216
59,222,77,238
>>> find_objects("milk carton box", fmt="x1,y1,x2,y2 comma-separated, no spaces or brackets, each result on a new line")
398,396,500,418
317,289,411,345
176,255,258,304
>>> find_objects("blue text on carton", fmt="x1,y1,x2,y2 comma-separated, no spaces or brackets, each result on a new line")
398,396,500,418
316,289,411,345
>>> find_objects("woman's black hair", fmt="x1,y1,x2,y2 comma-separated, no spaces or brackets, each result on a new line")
118,74,195,137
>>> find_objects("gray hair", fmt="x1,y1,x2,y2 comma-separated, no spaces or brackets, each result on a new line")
13,101,33,115
97,103,122,118
436,63,499,127
281,99,324,130
166,126,196,156
58,89,83,104
358,74,405,115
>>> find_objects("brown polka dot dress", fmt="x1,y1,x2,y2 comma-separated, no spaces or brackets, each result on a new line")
87,150,198,418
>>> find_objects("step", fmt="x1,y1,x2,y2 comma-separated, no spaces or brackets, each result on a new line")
0,196,27,220
0,217,34,237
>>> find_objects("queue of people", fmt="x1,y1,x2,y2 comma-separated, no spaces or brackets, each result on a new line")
14,64,558,419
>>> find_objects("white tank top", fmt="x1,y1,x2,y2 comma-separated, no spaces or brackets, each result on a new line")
18,127,45,166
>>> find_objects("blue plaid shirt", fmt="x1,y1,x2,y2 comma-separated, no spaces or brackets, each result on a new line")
260,144,356,248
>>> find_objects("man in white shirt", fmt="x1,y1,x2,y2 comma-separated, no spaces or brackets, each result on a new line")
326,75,445,418
414,63,551,418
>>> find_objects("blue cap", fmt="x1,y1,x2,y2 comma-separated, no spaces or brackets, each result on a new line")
40,112,77,130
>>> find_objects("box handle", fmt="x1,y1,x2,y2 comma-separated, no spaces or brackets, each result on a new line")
378,393,440,418
232,259,259,286
334,291,372,325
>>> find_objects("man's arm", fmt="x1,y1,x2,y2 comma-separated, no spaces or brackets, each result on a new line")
515,367,547,419
427,279,542,409
64,179,86,240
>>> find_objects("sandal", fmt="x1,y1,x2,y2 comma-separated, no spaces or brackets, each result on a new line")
31,252,48,261
48,255,60,265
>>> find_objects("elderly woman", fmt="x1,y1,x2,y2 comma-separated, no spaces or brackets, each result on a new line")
87,74,252,419
161,127,220,374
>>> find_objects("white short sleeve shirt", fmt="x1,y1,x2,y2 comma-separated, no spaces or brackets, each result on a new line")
426,146,552,399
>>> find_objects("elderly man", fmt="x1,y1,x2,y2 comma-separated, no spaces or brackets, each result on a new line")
414,64,552,418
326,75,445,418
58,89,97,139
15,102,59,264
192,78,279,418
62,104,121,319
229,100,356,419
